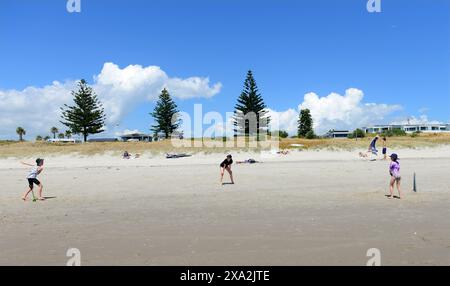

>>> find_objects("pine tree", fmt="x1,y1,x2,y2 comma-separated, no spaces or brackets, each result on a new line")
150,88,180,139
233,70,270,137
60,79,106,142
298,109,313,138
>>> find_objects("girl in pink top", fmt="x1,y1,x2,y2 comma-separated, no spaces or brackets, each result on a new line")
387,153,402,199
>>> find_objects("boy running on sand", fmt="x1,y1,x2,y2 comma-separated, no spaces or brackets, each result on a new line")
21,158,45,201
387,153,402,199
220,155,234,184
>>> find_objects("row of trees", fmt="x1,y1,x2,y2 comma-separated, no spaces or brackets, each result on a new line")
16,126,74,142
15,71,316,142
149,70,316,140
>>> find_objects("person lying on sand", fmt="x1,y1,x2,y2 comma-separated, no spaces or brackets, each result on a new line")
220,154,234,185
123,151,131,159
277,150,289,155
166,153,191,159
236,158,259,164
387,153,402,199
21,158,45,201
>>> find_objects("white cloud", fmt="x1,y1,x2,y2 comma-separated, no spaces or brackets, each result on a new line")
0,62,222,139
269,88,402,135
114,129,143,137
390,115,443,125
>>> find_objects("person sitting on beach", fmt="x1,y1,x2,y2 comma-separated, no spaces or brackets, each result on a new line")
236,158,259,164
21,158,45,201
382,137,387,160
387,153,402,199
123,151,131,159
220,154,234,185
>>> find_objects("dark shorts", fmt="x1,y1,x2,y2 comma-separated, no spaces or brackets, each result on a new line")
27,178,41,189
382,148,387,155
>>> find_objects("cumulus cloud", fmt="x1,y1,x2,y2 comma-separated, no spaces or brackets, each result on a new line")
390,115,443,125
0,62,222,139
269,88,402,135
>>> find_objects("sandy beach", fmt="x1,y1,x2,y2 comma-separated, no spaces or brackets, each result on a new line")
1,147,450,265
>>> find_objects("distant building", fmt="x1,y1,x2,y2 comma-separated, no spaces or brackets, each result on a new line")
363,124,450,134
120,133,152,142
324,130,351,139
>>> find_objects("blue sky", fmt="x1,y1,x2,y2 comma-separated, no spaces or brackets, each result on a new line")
0,0,449,139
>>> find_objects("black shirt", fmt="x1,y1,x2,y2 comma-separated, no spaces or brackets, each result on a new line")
220,158,233,168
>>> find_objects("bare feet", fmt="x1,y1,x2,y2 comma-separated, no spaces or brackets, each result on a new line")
38,197,46,201
387,195,393,199
22,197,27,201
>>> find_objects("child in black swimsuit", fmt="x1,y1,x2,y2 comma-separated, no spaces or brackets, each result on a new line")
220,155,234,185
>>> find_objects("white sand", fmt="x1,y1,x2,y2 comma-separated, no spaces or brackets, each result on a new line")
1,147,450,265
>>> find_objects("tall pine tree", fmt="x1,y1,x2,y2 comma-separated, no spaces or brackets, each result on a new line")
233,70,270,137
150,88,179,139
60,79,106,142
297,109,313,138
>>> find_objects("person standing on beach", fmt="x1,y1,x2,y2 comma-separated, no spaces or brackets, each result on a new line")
220,155,234,185
21,158,45,201
387,153,402,199
382,137,387,160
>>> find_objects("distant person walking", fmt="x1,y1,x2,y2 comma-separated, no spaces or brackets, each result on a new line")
387,153,402,199
21,158,45,201
220,155,234,185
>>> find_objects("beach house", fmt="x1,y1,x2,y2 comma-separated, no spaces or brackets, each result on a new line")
363,123,450,134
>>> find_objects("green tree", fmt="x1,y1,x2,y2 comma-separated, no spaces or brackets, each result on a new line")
348,128,366,139
305,130,316,139
60,79,106,142
44,136,51,141
50,127,59,139
16,127,26,141
150,88,180,139
36,135,43,141
297,109,313,138
233,70,270,137
272,130,289,138
58,133,65,139
65,130,72,139
382,128,407,137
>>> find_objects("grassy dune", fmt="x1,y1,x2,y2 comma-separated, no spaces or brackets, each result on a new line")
1,133,450,158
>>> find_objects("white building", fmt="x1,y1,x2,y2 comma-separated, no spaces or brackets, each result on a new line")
363,124,450,134
324,130,351,138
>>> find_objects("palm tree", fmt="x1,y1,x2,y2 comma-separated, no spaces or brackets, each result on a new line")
16,127,26,141
50,127,59,139
65,130,72,139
